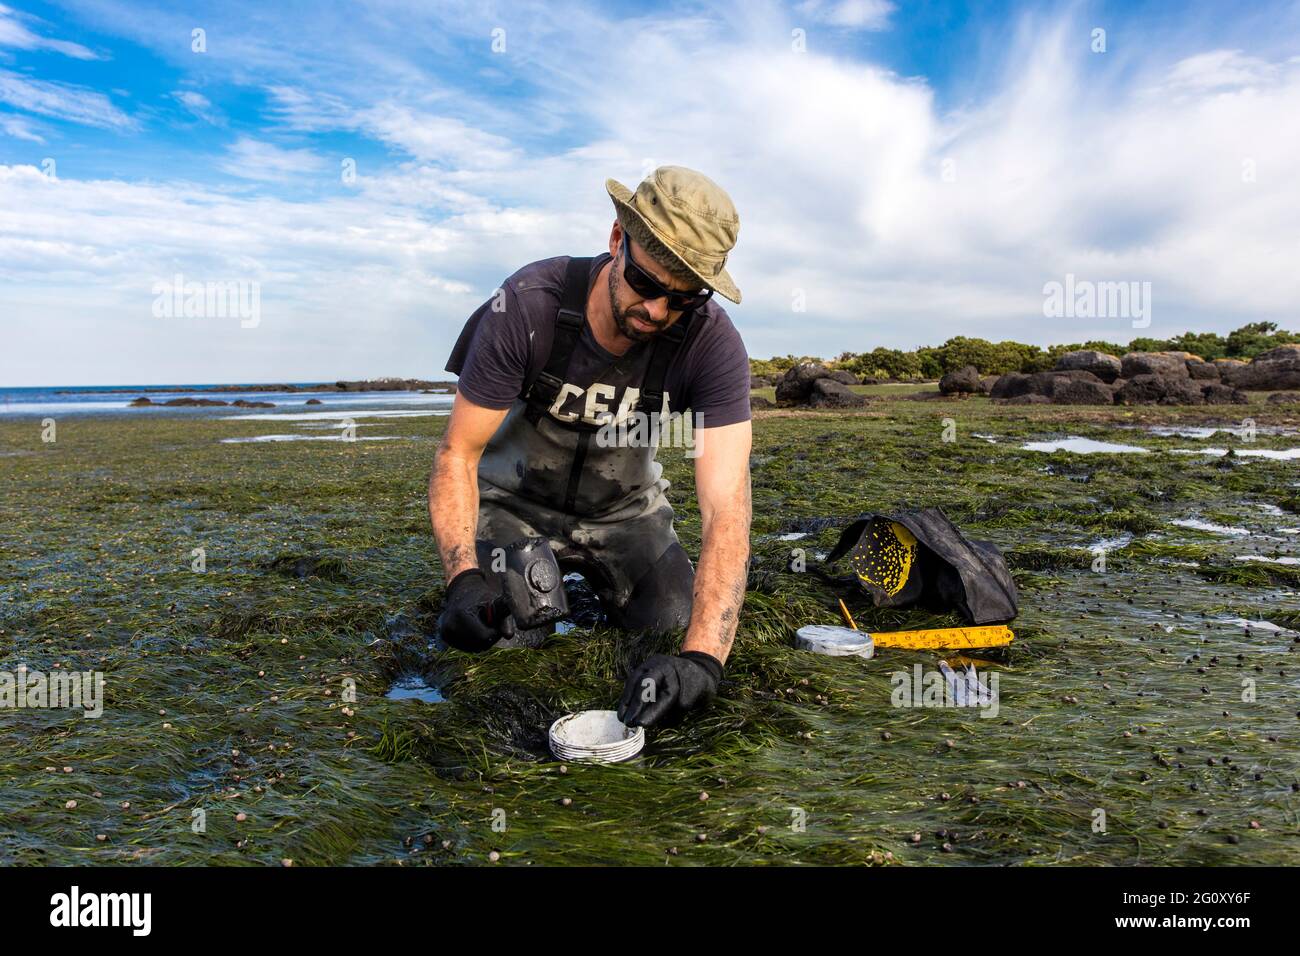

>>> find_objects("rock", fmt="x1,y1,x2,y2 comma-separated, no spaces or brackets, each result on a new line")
771,363,869,407
305,398,323,405
858,376,881,385
1200,383,1249,405
1254,344,1300,364
128,397,154,406
979,375,999,394
1051,379,1115,405
161,397,230,407
1002,394,1050,405
1226,345,1300,390
989,372,1032,400
992,369,1104,400
1114,374,1204,405
775,362,833,404
750,374,774,388
231,400,275,408
1121,351,1191,379
1055,350,1122,383
1186,359,1220,381
750,395,774,409
939,365,982,395
1041,370,1102,397
807,378,867,408
1267,391,1300,404
1213,358,1248,384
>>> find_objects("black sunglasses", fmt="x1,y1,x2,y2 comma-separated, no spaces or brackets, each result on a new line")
620,233,713,312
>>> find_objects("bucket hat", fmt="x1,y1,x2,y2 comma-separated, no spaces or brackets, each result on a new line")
605,165,742,304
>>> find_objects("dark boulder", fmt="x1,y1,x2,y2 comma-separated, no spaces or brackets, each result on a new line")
1120,351,1191,379
775,362,833,404
1003,394,1050,405
990,370,1100,399
750,374,775,388
826,369,859,386
1051,379,1115,405
939,365,982,395
231,400,275,408
1055,350,1121,383
989,372,1032,399
807,378,867,408
1114,374,1203,405
128,397,154,406
1185,359,1219,381
1200,383,1249,405
305,398,323,405
750,395,774,409
1267,391,1300,405
1226,345,1300,390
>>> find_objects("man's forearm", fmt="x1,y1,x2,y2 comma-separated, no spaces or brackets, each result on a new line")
429,445,481,580
681,481,752,665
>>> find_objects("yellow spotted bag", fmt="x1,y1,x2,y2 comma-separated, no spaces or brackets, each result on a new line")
825,508,1019,625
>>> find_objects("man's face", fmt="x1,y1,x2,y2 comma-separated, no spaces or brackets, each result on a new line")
607,229,697,343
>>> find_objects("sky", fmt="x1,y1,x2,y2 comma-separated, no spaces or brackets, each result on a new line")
1,0,1298,386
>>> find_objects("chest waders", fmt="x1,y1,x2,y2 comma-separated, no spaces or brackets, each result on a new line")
474,256,697,638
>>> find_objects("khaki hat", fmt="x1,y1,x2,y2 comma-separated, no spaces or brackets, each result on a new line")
605,165,741,304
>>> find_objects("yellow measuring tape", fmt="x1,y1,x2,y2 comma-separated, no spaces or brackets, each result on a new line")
869,625,1014,649
837,599,1014,649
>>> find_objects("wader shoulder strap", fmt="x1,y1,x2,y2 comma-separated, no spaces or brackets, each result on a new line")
523,253,694,425
523,256,592,421
636,310,692,417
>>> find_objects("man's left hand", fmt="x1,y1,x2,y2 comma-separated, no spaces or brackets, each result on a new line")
617,651,722,727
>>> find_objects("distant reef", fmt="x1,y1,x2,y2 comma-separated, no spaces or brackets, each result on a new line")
59,379,458,395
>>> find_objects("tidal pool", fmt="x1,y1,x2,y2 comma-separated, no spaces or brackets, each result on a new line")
1022,437,1149,454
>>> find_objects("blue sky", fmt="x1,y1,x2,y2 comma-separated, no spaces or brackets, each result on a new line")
2,0,1299,385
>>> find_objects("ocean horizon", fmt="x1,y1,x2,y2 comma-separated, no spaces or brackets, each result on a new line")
0,382,456,418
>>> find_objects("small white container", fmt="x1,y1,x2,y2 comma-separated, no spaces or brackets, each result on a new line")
795,624,875,658
548,710,645,763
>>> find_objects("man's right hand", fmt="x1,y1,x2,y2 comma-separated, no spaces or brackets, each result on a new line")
437,569,516,652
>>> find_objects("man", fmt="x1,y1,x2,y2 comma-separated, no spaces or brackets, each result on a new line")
429,166,752,728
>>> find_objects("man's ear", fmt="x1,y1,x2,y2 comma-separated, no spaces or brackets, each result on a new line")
608,220,622,259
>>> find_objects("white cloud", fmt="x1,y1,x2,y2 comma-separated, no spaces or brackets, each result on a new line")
0,68,133,128
217,136,328,181
795,0,895,30
0,4,99,59
1163,49,1282,92
3,2,1300,386
0,110,44,141
357,104,520,169
172,89,223,125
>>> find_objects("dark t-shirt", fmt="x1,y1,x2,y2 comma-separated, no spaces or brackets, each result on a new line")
445,254,751,429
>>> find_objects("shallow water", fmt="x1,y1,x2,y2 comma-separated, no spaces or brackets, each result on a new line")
221,434,404,444
1021,436,1149,454
386,675,445,703
1173,447,1300,460
1171,518,1251,536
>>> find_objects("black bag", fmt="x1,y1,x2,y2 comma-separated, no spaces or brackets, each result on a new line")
825,507,1018,625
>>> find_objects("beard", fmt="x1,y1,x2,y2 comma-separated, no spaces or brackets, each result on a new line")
608,263,668,342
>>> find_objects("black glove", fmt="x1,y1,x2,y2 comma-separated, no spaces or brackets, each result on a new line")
617,651,722,728
437,569,516,652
